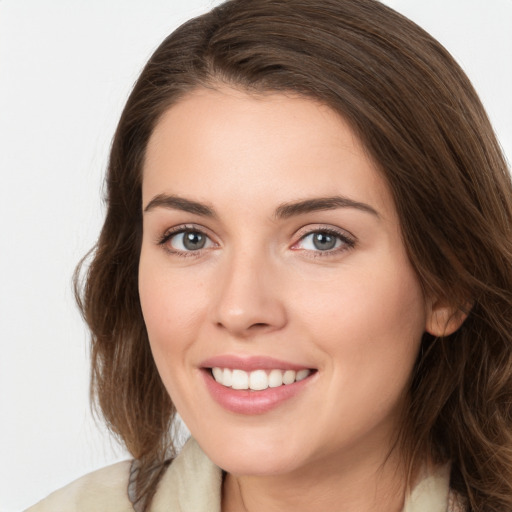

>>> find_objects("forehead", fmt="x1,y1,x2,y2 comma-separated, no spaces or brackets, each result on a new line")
142,86,394,222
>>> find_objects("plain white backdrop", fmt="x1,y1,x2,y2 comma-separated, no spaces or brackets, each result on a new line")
1,1,511,510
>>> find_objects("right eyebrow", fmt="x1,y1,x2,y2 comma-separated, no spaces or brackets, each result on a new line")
143,194,216,217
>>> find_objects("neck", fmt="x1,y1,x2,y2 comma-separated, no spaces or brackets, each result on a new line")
222,447,407,512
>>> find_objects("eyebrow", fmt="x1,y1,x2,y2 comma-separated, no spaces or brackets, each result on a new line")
274,196,380,219
143,193,379,219
144,194,216,217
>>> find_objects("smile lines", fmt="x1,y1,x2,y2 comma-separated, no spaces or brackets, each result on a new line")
211,367,312,391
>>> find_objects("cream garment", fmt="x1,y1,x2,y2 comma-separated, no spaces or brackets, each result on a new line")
27,438,457,512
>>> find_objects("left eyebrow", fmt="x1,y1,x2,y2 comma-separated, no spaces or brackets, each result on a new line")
274,196,380,219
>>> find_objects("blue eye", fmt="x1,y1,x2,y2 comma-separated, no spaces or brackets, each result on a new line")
162,229,214,252
295,229,355,253
301,232,340,251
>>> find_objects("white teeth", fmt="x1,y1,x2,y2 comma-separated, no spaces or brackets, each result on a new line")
249,369,268,391
268,369,283,388
212,367,223,382
211,367,312,390
231,369,249,390
296,369,310,382
282,370,296,385
222,368,232,387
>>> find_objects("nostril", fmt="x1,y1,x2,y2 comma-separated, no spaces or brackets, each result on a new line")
213,298,287,335
247,322,272,332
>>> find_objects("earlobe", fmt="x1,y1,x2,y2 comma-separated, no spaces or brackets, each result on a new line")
425,301,470,337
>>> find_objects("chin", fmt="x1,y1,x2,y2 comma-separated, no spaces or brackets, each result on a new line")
195,429,306,476
215,451,301,477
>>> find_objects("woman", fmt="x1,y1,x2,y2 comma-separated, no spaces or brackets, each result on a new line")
28,0,512,511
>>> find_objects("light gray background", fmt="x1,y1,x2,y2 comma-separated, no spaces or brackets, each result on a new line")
1,1,511,511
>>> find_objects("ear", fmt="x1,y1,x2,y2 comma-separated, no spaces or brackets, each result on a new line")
425,299,470,337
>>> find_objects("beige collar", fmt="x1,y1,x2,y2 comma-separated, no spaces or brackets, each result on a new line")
150,438,222,512
402,463,451,512
151,438,453,512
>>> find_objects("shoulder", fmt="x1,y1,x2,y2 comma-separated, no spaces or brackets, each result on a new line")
25,460,133,512
25,439,223,512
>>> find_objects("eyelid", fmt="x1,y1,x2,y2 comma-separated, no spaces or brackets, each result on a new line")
291,225,356,254
157,224,218,256
155,223,355,258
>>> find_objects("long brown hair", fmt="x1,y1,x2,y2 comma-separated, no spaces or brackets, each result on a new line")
75,0,512,510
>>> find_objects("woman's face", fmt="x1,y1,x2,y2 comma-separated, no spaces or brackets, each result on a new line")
139,86,430,477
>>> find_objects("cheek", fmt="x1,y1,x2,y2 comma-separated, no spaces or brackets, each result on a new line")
294,257,426,375
138,253,207,362
303,265,426,432
138,256,210,417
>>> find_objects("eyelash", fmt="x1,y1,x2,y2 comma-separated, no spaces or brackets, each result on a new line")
157,225,356,258
292,227,356,257
157,224,215,258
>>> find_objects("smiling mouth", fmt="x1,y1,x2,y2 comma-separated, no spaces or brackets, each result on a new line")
208,367,315,391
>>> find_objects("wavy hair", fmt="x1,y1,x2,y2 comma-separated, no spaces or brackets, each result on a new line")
75,0,512,510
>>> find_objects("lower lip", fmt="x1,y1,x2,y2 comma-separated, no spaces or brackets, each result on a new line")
201,369,314,415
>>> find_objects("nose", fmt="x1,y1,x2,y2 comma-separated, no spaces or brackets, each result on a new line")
211,249,287,338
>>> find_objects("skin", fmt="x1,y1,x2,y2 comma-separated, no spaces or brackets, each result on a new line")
138,86,453,512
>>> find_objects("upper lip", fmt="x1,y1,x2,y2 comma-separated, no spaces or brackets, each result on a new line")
200,355,314,372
